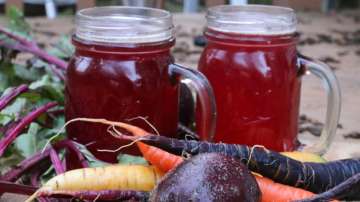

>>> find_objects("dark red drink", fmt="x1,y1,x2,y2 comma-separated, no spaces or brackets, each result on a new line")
199,30,300,151
66,38,178,162
66,7,216,164
199,5,341,154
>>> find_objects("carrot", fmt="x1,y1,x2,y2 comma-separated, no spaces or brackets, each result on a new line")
25,164,163,202
255,176,317,202
295,173,360,202
114,129,360,201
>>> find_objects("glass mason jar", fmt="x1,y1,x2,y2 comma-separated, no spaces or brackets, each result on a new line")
198,5,341,154
65,7,216,164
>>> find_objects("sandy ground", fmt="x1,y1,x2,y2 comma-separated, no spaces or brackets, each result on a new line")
1,10,360,201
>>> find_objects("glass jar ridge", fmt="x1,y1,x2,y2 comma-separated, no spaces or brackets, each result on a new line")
206,5,297,35
75,6,174,43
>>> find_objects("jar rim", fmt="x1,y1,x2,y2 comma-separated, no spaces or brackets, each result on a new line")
75,6,174,44
77,6,172,21
206,5,297,35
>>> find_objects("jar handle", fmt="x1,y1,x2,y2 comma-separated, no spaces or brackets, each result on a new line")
298,54,341,155
169,64,217,141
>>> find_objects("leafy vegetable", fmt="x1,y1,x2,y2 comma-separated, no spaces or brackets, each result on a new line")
5,6,31,37
0,7,67,177
48,35,74,59
14,122,40,157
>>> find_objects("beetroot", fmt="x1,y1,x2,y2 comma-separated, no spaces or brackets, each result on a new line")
150,153,261,202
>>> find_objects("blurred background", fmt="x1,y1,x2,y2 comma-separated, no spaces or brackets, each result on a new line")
0,0,359,17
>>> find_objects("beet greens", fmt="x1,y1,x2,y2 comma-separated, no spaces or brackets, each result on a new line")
0,84,28,111
0,102,57,156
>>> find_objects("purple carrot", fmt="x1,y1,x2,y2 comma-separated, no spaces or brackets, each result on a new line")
295,173,360,202
0,27,68,70
0,84,28,111
0,102,57,156
0,180,38,195
49,146,65,174
39,190,149,201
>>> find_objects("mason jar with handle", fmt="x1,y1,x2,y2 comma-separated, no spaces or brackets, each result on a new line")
65,6,216,164
198,5,341,154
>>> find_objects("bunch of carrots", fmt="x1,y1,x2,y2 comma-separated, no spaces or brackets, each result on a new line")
13,118,358,202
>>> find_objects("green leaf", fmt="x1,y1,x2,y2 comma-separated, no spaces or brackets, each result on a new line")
0,97,27,125
40,115,65,139
0,62,16,92
1,86,14,96
1,97,27,114
14,122,40,157
13,64,42,81
18,92,42,103
0,62,38,91
29,75,64,103
0,147,24,175
0,74,10,92
68,142,108,168
48,35,74,59
5,6,31,37
117,154,149,165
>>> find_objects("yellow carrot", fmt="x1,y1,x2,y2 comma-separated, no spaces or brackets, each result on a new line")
26,164,163,202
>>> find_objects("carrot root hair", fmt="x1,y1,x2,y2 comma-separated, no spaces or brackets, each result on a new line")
97,126,148,153
43,117,153,152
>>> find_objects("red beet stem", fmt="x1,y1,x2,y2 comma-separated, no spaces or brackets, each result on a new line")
60,140,89,168
0,84,28,111
49,146,65,174
0,27,68,71
0,146,52,182
40,190,149,201
30,170,50,202
0,139,86,182
0,180,38,195
0,102,57,157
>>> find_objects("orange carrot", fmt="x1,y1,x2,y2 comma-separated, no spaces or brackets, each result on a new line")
120,124,183,172
255,175,322,202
